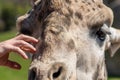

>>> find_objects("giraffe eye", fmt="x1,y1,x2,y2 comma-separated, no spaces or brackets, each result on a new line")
96,28,106,41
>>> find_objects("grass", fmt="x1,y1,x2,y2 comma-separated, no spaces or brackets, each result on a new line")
0,30,120,80
0,30,31,80
108,77,120,80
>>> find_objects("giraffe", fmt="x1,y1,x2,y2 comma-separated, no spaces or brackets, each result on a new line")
16,0,120,80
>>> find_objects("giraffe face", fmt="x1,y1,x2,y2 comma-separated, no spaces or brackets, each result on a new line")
16,0,120,80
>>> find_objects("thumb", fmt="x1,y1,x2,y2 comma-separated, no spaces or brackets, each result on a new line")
4,60,21,70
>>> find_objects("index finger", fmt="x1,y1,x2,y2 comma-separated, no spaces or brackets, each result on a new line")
16,34,38,43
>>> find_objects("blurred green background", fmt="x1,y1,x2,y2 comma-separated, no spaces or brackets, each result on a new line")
0,0,31,80
0,0,120,80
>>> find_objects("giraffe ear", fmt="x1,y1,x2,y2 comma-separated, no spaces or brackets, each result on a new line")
107,27,120,57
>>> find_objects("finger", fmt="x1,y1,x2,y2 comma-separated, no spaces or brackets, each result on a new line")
4,60,21,70
21,47,36,53
15,40,36,53
16,34,38,43
10,46,28,59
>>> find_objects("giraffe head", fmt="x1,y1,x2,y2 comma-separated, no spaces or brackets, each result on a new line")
17,0,120,80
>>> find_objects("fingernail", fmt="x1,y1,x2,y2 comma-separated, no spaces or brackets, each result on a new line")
25,55,28,59
34,40,39,44
35,39,39,42
34,48,36,52
32,49,37,53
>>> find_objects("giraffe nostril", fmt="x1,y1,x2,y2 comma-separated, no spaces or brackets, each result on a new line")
49,63,67,80
53,67,62,79
29,68,36,80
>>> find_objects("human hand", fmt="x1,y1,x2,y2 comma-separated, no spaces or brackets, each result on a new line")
0,34,38,70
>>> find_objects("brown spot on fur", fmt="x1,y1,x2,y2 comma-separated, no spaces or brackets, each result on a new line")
92,7,96,11
61,8,73,27
97,4,103,8
62,16,71,27
64,13,72,21
68,7,74,16
67,39,75,50
88,2,91,5
92,0,95,3
87,9,90,12
75,0,78,2
65,0,72,4
80,5,85,11
82,1,85,3
74,20,79,25
75,12,83,20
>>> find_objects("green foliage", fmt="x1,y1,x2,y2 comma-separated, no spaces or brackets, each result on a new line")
16,5,30,16
1,3,17,31
0,1,30,32
108,77,120,80
0,19,4,31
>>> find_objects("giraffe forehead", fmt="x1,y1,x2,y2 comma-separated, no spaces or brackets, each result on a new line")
62,0,113,27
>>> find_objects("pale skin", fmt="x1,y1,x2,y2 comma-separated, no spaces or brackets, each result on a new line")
0,34,38,70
